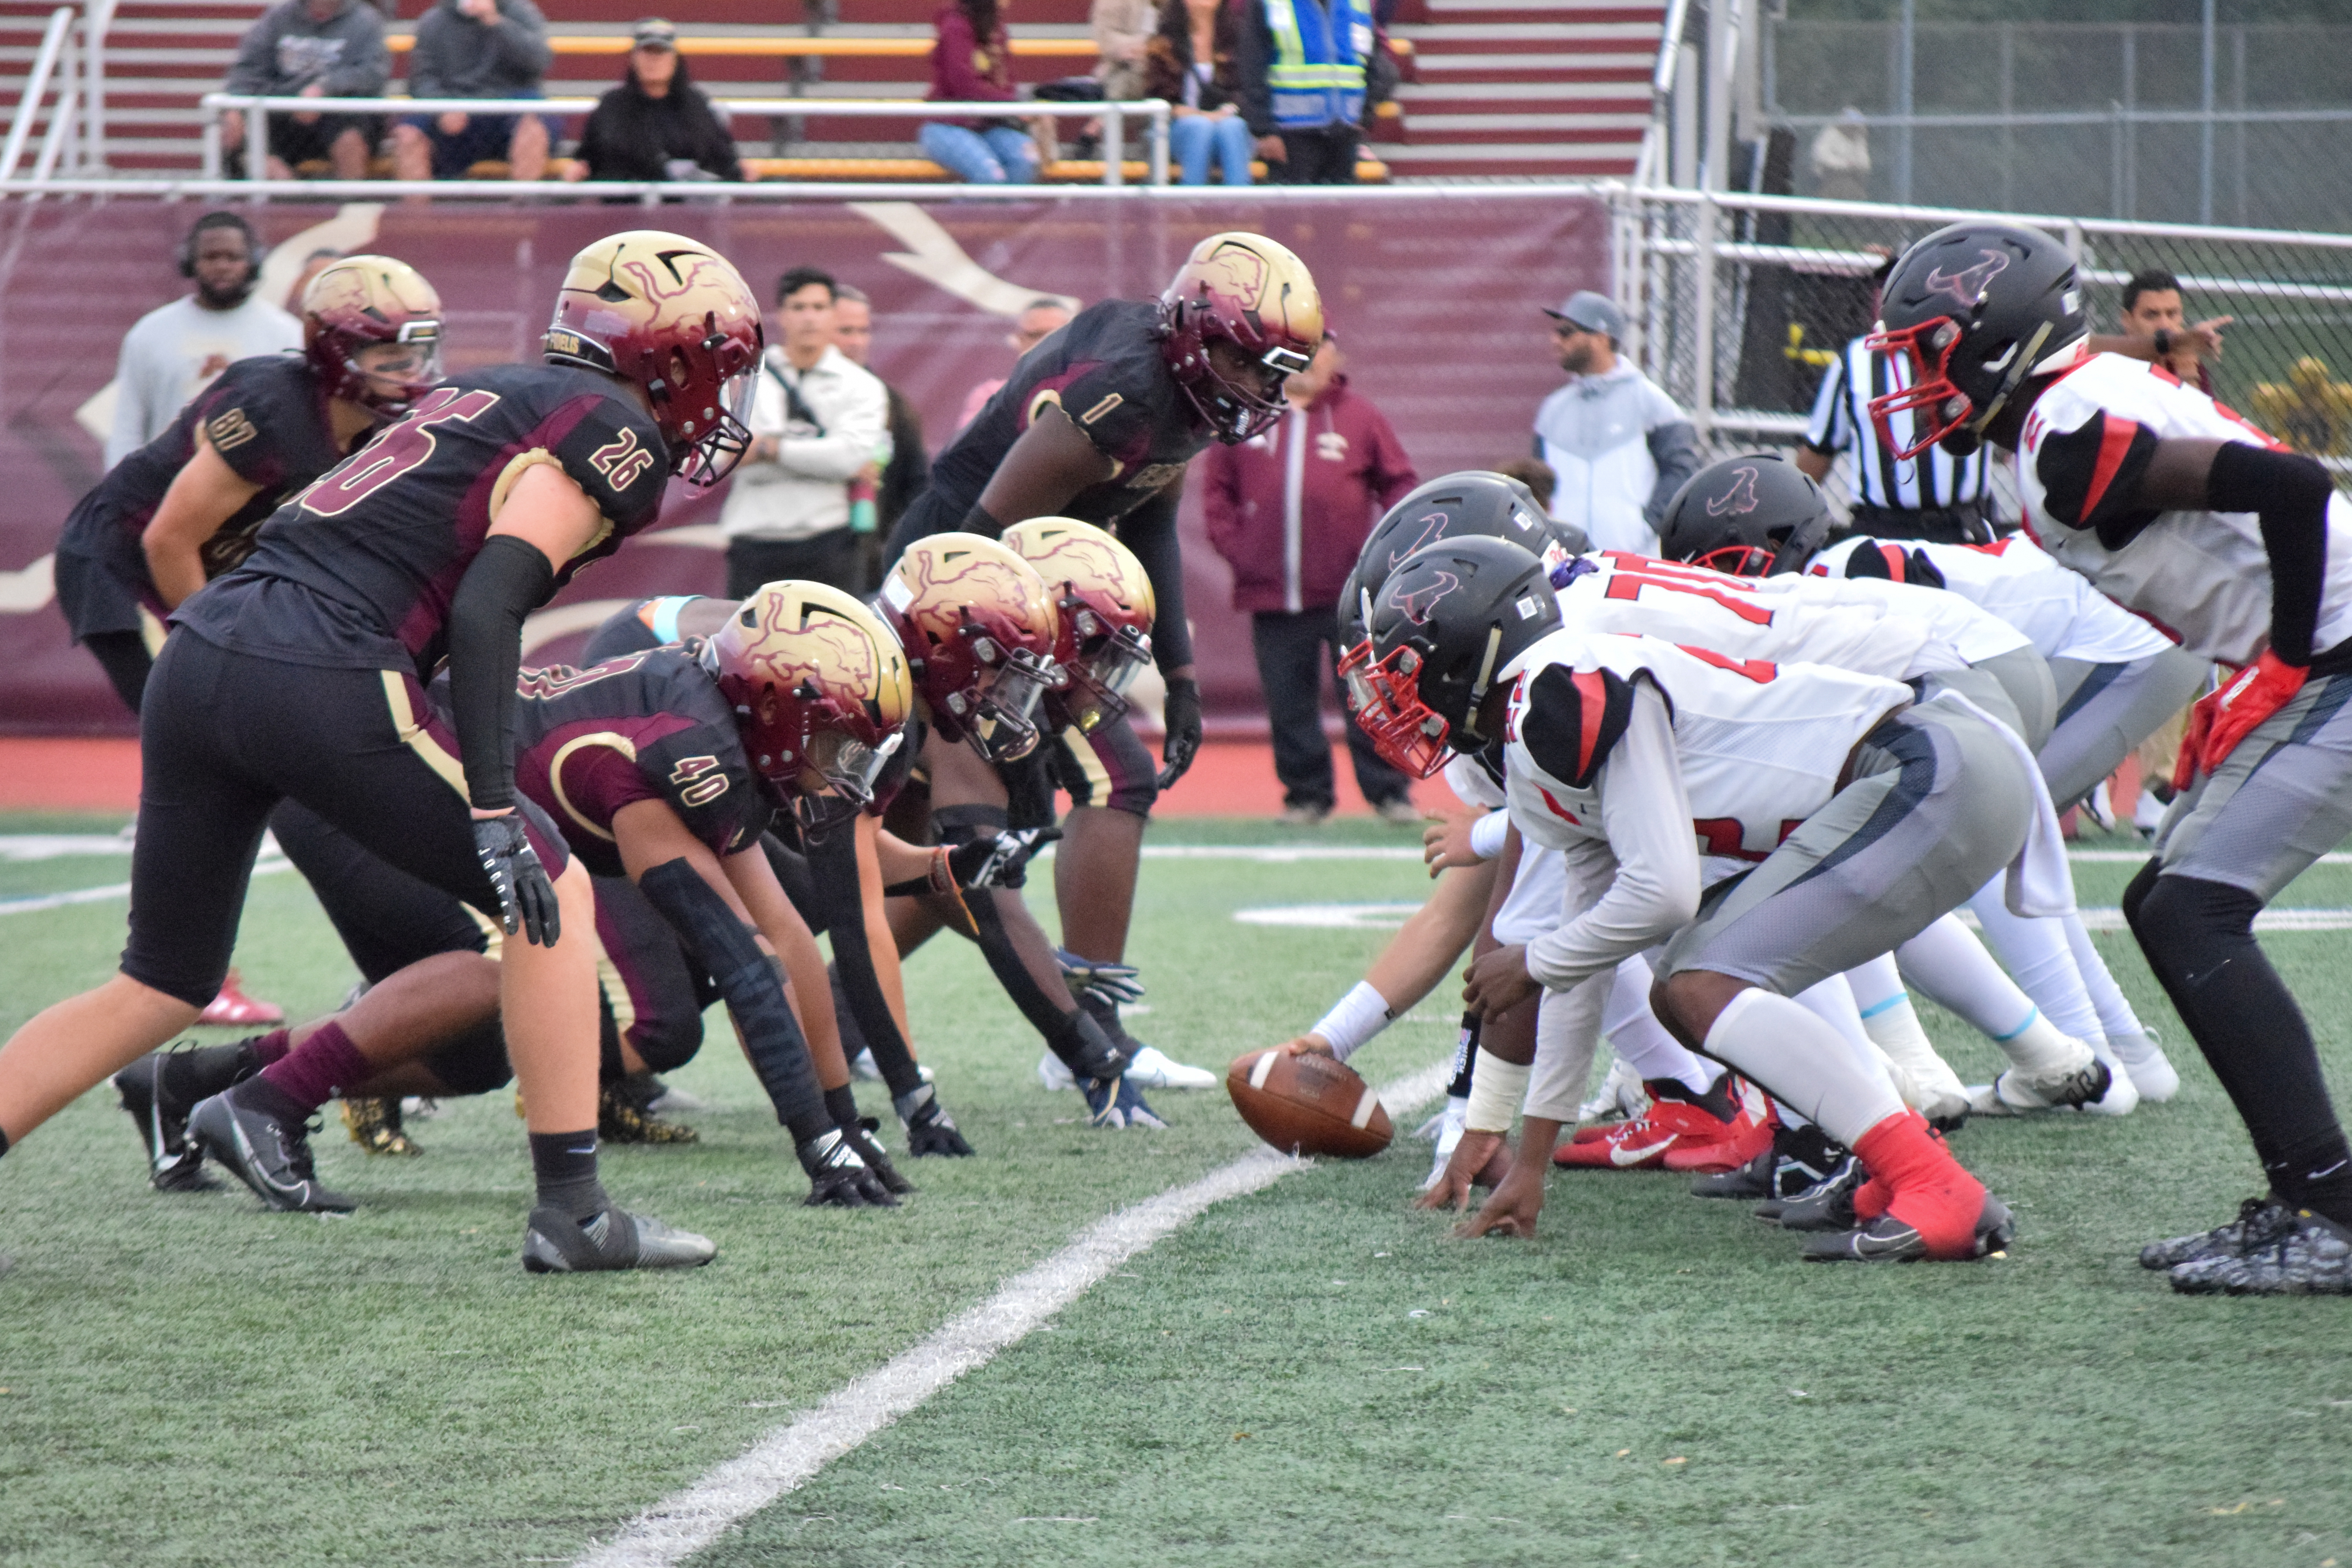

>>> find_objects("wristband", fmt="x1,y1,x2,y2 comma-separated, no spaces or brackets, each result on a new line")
1468,810,1511,862
1307,981,1393,1064
1463,1047,1532,1134
644,595,699,646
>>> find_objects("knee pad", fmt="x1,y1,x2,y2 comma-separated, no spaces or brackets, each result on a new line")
424,1017,514,1098
2131,872,2263,986
629,1015,705,1075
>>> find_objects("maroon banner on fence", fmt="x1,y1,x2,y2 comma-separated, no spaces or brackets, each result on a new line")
0,194,1607,734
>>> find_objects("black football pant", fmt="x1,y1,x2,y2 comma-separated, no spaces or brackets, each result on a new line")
1251,609,1411,812
125,632,567,1010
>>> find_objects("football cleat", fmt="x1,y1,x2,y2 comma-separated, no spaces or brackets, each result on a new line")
1699,1121,1849,1203
340,1096,423,1156
1800,1192,2015,1263
1082,1074,1169,1130
1690,1147,1774,1201
1422,1095,1468,1191
1966,1057,2113,1116
896,1083,975,1158
522,1203,716,1273
1577,1055,1650,1126
188,1086,354,1214
1557,1077,1769,1173
113,1049,218,1192
2081,1042,2139,1118
196,972,284,1027
796,1127,899,1208
1037,1044,1212,1092
2110,1028,2181,1103
2139,1195,2298,1271
599,1074,699,1145
2167,1209,2352,1295
1764,1156,1865,1231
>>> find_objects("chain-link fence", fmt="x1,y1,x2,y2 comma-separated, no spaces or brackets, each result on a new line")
1613,188,2352,518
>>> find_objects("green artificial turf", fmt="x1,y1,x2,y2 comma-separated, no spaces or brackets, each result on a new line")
2,816,2350,1567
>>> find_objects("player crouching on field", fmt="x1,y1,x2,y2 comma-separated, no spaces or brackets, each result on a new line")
1353,535,2062,1261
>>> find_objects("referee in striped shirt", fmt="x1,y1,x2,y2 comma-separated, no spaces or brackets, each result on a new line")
1795,257,1999,544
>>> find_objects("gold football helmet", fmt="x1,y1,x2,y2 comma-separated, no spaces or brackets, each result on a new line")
543,230,763,487
878,532,1061,761
301,255,443,416
1001,517,1155,735
703,580,912,806
1159,231,1323,443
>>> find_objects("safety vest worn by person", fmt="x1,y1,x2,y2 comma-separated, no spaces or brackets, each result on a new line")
1262,0,1368,130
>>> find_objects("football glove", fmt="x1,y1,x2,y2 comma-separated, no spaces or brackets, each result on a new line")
1155,676,1202,790
795,1127,898,1208
838,1113,912,1194
1082,1074,1170,1130
1056,948,1144,1007
472,812,559,945
947,826,1061,891
895,1083,975,1157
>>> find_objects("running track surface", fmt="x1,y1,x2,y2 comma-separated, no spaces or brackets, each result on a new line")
0,738,1460,820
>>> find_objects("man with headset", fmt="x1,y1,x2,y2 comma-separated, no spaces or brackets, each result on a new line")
105,213,301,469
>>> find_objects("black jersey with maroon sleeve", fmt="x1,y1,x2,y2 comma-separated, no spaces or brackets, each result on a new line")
173,364,669,678
432,645,774,879
54,354,347,639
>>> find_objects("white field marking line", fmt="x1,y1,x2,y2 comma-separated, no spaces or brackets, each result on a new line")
0,853,291,916
1951,905,2352,933
571,1057,1456,1568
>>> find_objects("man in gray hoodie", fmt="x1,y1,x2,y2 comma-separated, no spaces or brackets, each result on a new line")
222,0,389,180
391,0,552,182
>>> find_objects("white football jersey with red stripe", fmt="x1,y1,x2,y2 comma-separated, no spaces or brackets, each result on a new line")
1501,629,1913,862
1556,552,1960,678
1741,565,2032,664
1810,533,2174,664
2016,351,2352,665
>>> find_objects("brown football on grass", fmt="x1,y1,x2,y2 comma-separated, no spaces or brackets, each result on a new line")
1226,1048,1395,1158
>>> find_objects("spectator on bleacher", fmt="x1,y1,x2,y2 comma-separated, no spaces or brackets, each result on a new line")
833,283,930,559
922,0,1042,184
391,0,551,183
1203,330,1419,824
1091,0,1153,101
1144,0,1253,186
104,213,301,469
1235,0,1367,185
220,0,390,182
562,19,744,184
1533,289,1697,555
719,267,891,597
955,296,1072,430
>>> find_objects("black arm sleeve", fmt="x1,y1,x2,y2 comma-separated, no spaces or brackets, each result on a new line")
446,534,555,812
1116,488,1193,670
636,858,833,1145
960,501,1008,539
2209,441,2338,666
802,827,928,1100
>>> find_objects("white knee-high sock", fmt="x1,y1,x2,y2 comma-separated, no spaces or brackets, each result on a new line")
1841,953,1969,1109
1965,875,2106,1048
1792,971,1875,1057
2061,910,2148,1042
1702,988,1904,1148
1896,915,2090,1075
1603,953,1718,1095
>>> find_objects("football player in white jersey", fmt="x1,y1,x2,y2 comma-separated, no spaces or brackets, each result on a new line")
1869,218,2352,1293
1351,535,2052,1261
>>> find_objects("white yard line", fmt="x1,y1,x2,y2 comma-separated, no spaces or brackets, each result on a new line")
0,854,291,915
572,1057,1456,1568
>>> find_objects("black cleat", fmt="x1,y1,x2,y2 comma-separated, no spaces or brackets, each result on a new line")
340,1095,424,1156
896,1083,975,1158
2167,1208,2352,1295
521,1203,716,1273
1700,1122,1847,1203
599,1073,698,1144
1690,1147,1773,1200
1802,1193,2015,1263
2140,1194,2297,1270
114,1051,216,1192
1755,1133,1861,1228
188,1084,354,1213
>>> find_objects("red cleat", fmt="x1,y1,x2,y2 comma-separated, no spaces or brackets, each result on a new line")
1557,1078,1771,1173
1662,1076,1773,1173
198,971,284,1027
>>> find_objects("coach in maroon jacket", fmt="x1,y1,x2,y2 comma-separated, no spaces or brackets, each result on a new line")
1203,333,1419,823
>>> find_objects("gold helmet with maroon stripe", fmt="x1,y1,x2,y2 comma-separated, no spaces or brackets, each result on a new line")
703,580,912,805
1000,517,1155,735
878,533,1062,762
542,230,763,487
300,255,444,417
1159,231,1323,444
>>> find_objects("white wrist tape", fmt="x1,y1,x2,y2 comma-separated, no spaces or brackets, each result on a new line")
1468,809,1511,862
1309,981,1393,1065
1463,1047,1532,1134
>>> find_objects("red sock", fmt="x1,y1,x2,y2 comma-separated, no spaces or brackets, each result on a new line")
1852,1111,1987,1260
255,1021,371,1114
250,1028,293,1066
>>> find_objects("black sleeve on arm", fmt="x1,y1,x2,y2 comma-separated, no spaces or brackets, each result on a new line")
2208,441,2338,666
802,827,928,1101
636,857,834,1146
1118,488,1193,670
447,534,555,811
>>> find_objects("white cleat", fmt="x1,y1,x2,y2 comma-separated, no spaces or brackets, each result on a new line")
2110,1029,2181,1102
1577,1055,1649,1125
2081,1039,2140,1117
1422,1095,1468,1190
1036,1046,1211,1091
1966,1055,2115,1116
850,1048,931,1087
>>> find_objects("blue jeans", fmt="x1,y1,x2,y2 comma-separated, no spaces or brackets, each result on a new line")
920,122,1039,184
1170,112,1254,186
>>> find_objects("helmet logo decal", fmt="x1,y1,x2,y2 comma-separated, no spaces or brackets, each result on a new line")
1194,242,1270,312
1923,248,2009,308
1388,570,1461,626
1704,466,1761,517
901,545,1042,645
1386,512,1453,571
758,609,878,699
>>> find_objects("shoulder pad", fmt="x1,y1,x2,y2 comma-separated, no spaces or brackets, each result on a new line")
2031,407,2161,544
1520,662,1639,790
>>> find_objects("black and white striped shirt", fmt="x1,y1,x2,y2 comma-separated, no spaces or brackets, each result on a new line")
1803,334,1992,511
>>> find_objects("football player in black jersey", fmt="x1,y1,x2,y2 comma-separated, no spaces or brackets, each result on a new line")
0,231,762,1273
885,233,1324,1064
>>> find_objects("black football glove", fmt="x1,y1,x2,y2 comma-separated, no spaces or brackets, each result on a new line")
895,1082,975,1158
839,1112,913,1194
947,826,1062,891
1055,947,1144,1007
795,1127,898,1208
1155,677,1202,790
472,812,559,946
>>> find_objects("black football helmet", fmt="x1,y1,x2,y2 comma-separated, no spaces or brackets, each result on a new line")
1654,453,1832,577
1341,536,1562,778
1867,220,2088,460
1335,471,1584,656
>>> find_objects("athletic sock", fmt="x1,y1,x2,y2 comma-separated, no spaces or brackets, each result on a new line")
1700,988,1903,1148
1852,1111,1987,1260
2061,910,2147,1042
1445,1013,1480,1100
1967,878,2107,1048
254,1020,371,1115
1845,957,1967,1109
527,1129,607,1220
249,1028,292,1066
1896,914,2046,1045
2272,1131,2352,1228
1989,1007,2094,1077
1602,956,1717,1096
